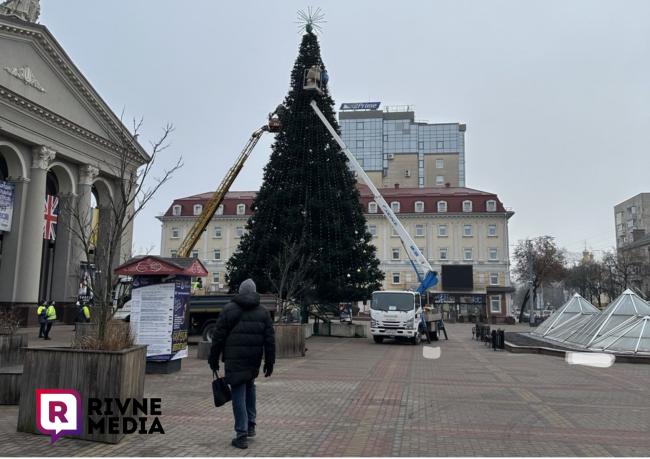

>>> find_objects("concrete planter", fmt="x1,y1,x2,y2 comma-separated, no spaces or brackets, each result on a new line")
274,324,305,358
17,345,147,444
0,333,27,367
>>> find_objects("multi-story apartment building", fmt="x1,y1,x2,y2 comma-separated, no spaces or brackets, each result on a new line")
615,193,650,249
339,103,465,189
158,185,515,321
614,193,650,297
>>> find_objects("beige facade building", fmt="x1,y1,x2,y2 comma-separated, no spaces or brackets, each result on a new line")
0,3,146,320
159,186,515,321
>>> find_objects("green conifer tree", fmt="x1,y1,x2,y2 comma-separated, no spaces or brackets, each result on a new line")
227,28,383,304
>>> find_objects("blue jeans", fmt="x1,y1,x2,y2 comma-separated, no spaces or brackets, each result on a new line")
231,380,256,438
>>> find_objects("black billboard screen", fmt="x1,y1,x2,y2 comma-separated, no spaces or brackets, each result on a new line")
441,265,473,291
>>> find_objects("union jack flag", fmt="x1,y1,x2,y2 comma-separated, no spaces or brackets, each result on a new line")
43,194,58,241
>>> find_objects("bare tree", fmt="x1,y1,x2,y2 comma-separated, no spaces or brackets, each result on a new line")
64,117,182,346
266,238,314,322
602,249,650,300
513,236,566,320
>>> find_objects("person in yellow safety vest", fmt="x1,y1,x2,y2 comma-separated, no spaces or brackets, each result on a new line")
37,299,47,339
82,304,91,322
43,301,56,340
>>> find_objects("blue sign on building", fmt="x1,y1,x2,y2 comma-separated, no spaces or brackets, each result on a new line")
340,102,381,111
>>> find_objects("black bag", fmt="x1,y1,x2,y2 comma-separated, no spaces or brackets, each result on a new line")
212,371,231,407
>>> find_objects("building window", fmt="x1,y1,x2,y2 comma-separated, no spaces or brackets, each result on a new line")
418,141,424,149
170,250,177,258
463,248,473,261
235,227,244,238
214,226,222,238
172,205,181,216
436,159,444,169
193,204,203,216
489,248,498,261
414,201,424,213
439,248,448,260
415,224,425,237
391,201,400,213
437,201,447,213
436,140,444,149
438,224,448,237
436,175,444,186
171,227,180,239
392,272,401,284
486,200,497,212
212,272,220,284
490,295,501,314
216,204,224,215
462,200,473,212
191,250,199,259
488,224,497,237
392,248,400,260
489,273,499,285
368,202,377,213
356,140,364,148
213,249,221,261
383,134,388,142
368,225,376,237
463,224,472,237
236,204,246,215
356,121,364,130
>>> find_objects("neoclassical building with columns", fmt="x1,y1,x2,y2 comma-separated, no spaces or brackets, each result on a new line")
0,2,147,321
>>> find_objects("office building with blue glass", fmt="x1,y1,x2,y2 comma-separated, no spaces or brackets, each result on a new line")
339,103,466,189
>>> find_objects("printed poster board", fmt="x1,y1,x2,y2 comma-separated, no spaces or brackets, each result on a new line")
129,276,190,361
0,180,15,232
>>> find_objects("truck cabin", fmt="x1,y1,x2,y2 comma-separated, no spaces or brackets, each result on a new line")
371,291,421,313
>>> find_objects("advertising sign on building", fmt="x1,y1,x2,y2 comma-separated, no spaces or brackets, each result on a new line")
340,102,381,111
0,180,15,232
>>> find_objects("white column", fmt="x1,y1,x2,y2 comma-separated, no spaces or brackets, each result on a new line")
15,146,56,303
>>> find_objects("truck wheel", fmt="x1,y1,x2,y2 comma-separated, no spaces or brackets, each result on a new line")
431,331,439,341
373,336,384,344
202,323,217,342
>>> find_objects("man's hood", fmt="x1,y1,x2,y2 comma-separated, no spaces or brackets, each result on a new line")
233,292,260,310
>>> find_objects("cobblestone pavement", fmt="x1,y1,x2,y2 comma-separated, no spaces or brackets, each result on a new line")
1,323,649,456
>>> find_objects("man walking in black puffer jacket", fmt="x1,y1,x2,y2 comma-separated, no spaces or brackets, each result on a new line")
208,278,275,449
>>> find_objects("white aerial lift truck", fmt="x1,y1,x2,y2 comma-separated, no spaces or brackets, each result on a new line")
308,96,446,344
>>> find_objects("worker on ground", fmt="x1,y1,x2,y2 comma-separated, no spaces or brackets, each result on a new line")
43,301,56,340
208,278,275,450
37,299,47,338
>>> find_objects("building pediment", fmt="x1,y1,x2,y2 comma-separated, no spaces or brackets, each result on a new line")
0,15,148,162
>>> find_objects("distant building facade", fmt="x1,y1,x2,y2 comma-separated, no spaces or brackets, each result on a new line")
614,193,650,297
339,104,465,189
158,186,515,321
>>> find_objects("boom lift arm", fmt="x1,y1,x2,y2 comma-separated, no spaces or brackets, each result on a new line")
176,110,282,258
309,100,438,293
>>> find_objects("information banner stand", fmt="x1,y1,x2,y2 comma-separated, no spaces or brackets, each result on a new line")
114,256,207,374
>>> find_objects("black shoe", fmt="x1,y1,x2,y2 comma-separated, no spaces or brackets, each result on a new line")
44,337,51,340
247,425,256,437
231,437,248,449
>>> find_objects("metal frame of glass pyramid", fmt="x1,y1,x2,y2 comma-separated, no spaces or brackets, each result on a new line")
532,293,600,338
588,315,650,355
562,289,650,348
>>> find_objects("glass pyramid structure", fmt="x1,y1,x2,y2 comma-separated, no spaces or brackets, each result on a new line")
533,293,600,338
588,315,650,355
563,289,650,348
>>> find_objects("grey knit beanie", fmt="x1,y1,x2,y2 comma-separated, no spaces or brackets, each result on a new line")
239,278,257,295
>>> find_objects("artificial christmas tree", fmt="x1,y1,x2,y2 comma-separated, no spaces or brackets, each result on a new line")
227,21,383,306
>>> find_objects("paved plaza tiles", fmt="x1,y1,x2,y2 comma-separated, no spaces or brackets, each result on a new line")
1,323,649,456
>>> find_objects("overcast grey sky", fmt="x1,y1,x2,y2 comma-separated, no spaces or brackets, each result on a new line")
41,0,650,260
